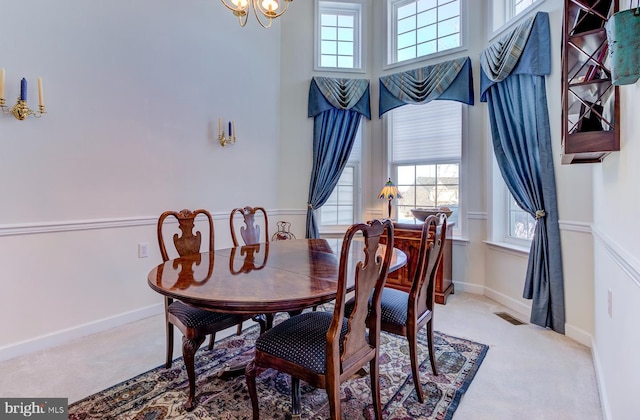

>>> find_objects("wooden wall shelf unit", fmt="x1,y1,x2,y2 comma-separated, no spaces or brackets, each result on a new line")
561,0,620,164
380,222,454,305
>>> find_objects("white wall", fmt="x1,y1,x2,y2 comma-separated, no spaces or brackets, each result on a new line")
0,0,284,356
592,79,640,419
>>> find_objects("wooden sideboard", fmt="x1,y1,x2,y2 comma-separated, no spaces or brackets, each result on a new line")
380,221,454,304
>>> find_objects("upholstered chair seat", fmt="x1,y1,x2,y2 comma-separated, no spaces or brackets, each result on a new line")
167,301,239,329
255,312,348,374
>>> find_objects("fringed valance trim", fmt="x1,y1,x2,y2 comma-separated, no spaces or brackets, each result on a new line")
308,77,371,119
378,57,474,117
480,12,551,101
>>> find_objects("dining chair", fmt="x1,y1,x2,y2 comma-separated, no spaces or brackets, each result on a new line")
372,214,447,403
230,206,269,247
271,220,296,240
230,206,276,330
245,219,394,420
157,208,250,411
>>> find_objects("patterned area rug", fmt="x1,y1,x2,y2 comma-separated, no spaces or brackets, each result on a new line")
69,321,488,419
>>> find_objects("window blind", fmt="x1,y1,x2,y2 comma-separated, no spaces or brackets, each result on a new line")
391,101,462,163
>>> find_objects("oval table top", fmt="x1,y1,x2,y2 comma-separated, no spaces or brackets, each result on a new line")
148,238,407,315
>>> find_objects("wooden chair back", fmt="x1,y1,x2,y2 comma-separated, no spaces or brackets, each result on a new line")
330,218,394,376
410,214,447,319
157,209,214,262
230,206,269,246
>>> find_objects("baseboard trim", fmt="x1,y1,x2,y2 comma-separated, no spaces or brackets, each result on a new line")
591,337,612,420
564,323,592,348
452,281,484,295
483,286,532,318
0,303,164,362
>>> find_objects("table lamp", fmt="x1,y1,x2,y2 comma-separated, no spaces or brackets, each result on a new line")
378,178,402,218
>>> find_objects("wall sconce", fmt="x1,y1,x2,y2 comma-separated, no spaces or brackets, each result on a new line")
378,178,402,218
218,118,236,147
0,69,46,121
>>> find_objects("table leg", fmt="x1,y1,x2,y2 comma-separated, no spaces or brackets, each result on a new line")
183,334,205,411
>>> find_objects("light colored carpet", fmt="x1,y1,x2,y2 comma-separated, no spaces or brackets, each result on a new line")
0,292,602,419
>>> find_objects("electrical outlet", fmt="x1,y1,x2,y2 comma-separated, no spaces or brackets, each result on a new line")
138,242,149,258
607,289,613,318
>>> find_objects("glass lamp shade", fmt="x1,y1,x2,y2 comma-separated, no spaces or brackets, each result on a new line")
378,178,401,218
378,178,402,200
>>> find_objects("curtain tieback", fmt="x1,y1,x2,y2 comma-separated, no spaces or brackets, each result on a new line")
308,203,314,210
535,210,546,219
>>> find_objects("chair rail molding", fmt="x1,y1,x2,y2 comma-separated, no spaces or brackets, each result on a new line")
592,225,640,289
467,211,488,220
558,219,592,234
0,209,308,237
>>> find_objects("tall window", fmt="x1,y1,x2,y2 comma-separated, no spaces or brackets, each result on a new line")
389,0,462,64
491,0,542,32
514,0,536,15
319,128,361,226
390,101,462,226
508,195,535,240
316,1,362,70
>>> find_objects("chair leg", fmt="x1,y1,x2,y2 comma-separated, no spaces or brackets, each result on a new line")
325,376,341,420
182,334,206,412
407,325,425,403
245,360,260,420
236,323,243,336
266,313,275,330
427,320,439,376
370,356,383,420
165,322,174,369
291,376,301,418
207,332,216,351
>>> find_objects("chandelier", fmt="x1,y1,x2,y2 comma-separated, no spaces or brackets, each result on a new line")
220,0,293,28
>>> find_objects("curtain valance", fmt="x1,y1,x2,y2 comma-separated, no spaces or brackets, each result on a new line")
308,77,371,119
480,12,551,101
378,56,474,117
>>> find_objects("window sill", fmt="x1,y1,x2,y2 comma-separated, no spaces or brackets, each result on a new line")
483,240,530,257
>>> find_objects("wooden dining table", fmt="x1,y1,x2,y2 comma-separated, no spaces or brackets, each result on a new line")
147,238,407,317
147,237,406,410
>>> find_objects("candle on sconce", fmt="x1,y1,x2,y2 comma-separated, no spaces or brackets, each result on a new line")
20,78,27,101
232,120,236,138
218,118,222,136
37,77,44,108
228,121,232,137
0,68,5,100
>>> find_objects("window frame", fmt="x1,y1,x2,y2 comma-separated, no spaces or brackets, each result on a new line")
393,162,461,226
318,162,361,228
386,101,465,236
314,0,365,73
385,0,468,69
490,0,545,37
